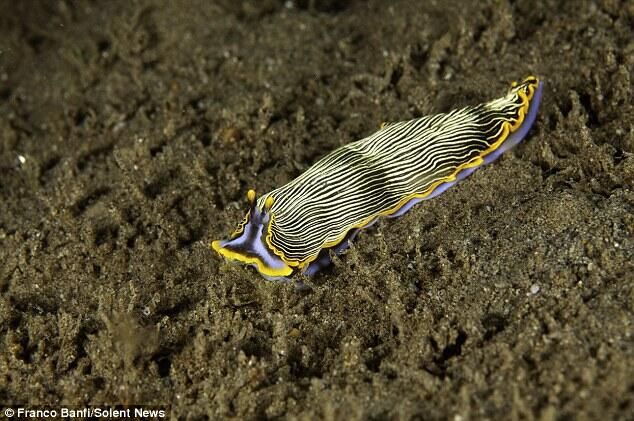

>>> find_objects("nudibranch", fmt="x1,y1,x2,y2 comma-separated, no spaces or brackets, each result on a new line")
212,76,543,280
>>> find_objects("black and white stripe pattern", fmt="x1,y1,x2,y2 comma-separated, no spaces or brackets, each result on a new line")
255,77,539,266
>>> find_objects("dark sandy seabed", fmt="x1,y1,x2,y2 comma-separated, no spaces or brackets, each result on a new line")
1,0,634,419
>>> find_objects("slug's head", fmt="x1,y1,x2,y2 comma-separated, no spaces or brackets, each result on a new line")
211,189,293,280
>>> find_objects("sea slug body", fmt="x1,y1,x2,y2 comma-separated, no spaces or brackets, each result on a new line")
212,76,544,280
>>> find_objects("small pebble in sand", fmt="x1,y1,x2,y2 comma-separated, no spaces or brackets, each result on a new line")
112,121,126,133
222,127,242,143
530,284,540,295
